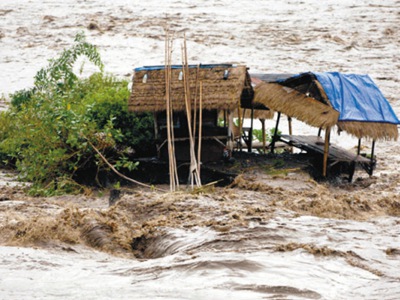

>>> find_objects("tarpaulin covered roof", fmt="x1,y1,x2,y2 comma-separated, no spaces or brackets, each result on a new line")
253,71,399,140
312,72,400,125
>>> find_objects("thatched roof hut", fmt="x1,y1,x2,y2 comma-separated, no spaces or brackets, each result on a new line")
128,64,254,113
252,72,399,141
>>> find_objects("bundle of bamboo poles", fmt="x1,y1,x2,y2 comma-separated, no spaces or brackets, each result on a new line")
165,30,179,191
181,34,202,188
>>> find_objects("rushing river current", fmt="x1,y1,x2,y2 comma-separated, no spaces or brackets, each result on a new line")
1,213,400,299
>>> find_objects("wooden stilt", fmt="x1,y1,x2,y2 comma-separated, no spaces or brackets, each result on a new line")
322,127,331,178
357,138,362,155
288,116,293,153
370,140,376,176
260,118,266,153
271,112,281,154
248,107,254,152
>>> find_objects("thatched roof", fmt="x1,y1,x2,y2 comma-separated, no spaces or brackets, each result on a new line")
337,121,398,141
253,82,339,128
128,65,252,113
237,107,274,120
253,72,399,141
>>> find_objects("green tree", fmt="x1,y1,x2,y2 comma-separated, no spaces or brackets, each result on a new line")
0,33,154,195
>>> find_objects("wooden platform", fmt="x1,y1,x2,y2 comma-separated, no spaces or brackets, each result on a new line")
278,134,374,181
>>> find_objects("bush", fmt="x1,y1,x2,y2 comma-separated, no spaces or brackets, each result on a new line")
0,33,154,195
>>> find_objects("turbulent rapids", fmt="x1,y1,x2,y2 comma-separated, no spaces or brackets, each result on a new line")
1,165,400,298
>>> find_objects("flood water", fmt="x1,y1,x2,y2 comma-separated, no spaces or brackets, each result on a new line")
1,0,400,299
1,213,399,299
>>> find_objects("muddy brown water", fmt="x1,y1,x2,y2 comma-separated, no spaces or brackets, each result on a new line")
1,0,400,298
1,166,399,299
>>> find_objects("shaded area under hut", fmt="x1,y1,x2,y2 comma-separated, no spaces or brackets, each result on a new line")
251,71,400,181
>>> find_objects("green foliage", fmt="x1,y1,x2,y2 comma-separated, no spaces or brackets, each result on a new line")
252,129,264,143
34,32,104,93
10,89,36,109
252,127,281,143
0,33,154,195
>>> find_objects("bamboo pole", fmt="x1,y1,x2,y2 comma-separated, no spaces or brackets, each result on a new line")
181,34,201,188
197,82,203,176
165,30,179,191
170,39,179,189
165,32,174,191
192,64,200,141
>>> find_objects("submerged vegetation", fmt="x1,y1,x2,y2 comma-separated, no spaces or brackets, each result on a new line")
0,33,154,195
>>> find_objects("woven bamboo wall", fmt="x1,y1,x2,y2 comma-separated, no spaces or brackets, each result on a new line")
128,65,248,112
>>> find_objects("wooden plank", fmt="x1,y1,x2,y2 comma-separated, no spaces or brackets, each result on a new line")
279,134,370,163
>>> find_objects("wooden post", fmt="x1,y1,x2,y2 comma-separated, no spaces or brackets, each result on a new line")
248,107,254,152
154,112,160,158
270,112,281,154
223,110,227,127
322,127,331,178
260,118,266,153
369,140,376,176
228,110,234,140
288,116,293,153
357,138,362,155
317,127,322,137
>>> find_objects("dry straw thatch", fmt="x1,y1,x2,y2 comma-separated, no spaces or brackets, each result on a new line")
253,82,340,129
129,65,249,112
238,107,275,120
228,107,275,122
338,121,398,141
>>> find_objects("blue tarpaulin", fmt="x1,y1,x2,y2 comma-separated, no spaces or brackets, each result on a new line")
313,72,400,124
134,64,234,72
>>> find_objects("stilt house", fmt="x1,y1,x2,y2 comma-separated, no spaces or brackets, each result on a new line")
128,64,266,162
